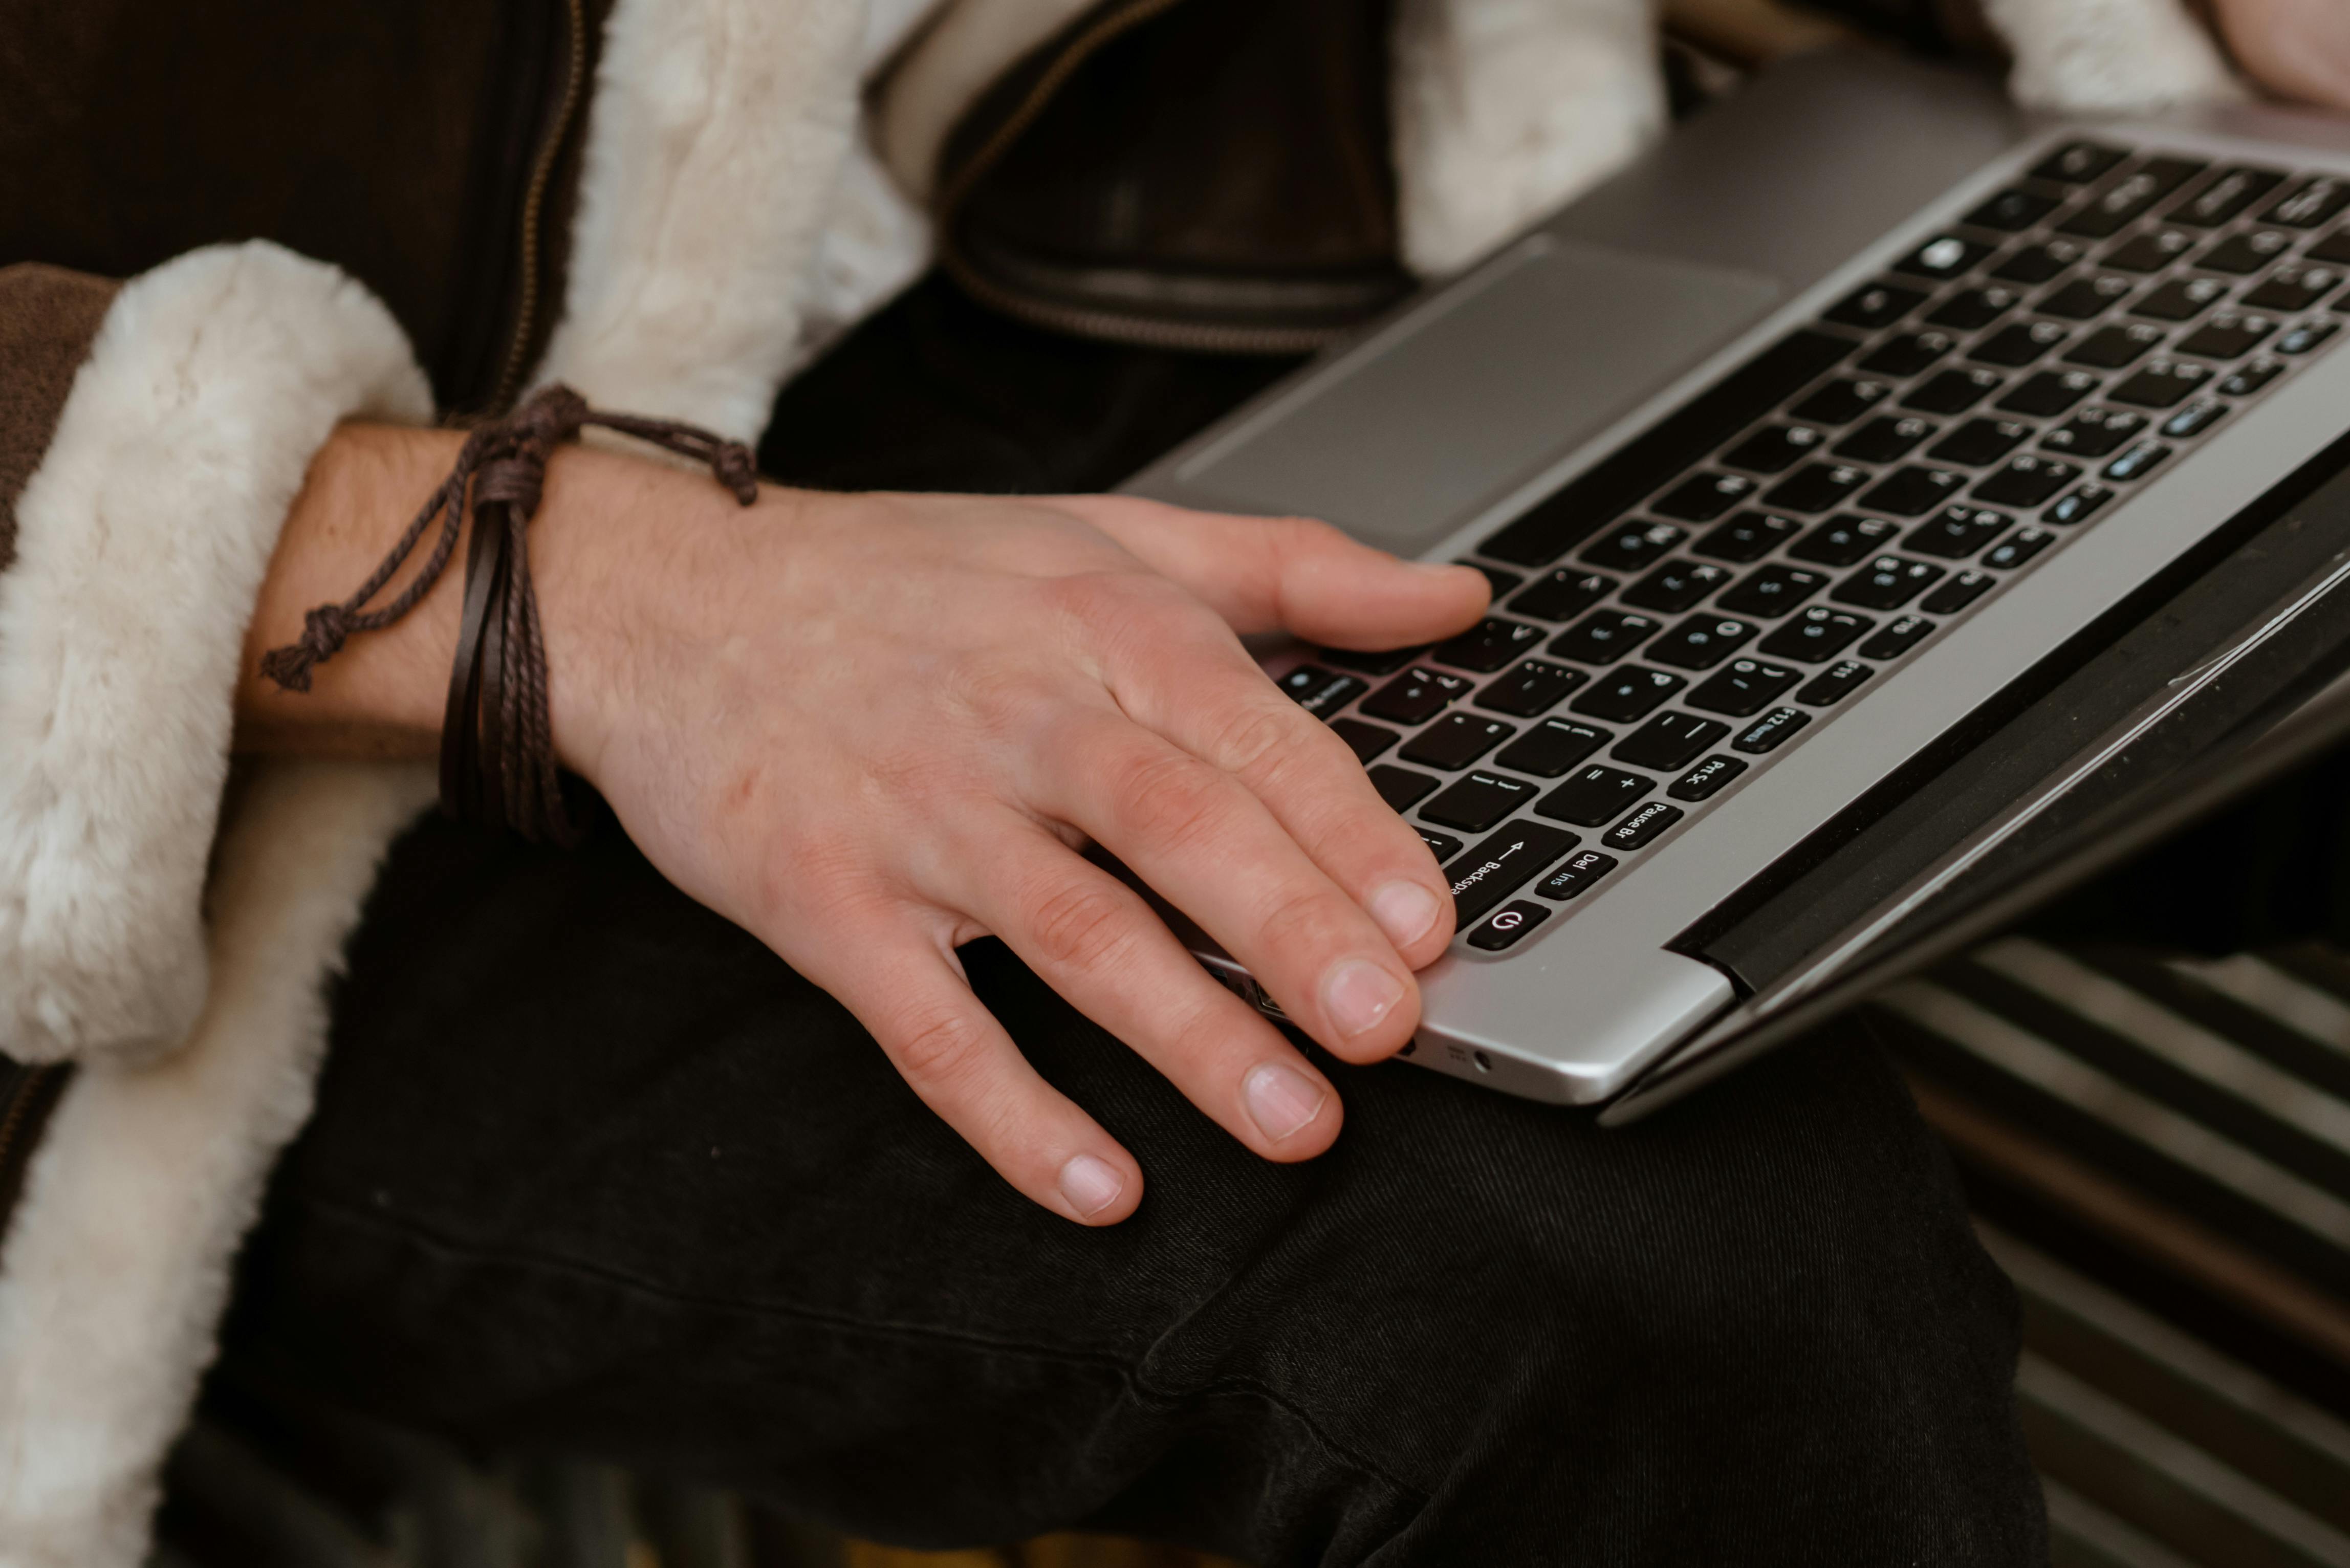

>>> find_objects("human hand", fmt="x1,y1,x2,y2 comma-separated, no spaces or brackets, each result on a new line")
2210,0,2350,110
551,477,1488,1224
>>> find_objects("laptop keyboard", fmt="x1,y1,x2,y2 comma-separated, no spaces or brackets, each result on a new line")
1281,141,2350,954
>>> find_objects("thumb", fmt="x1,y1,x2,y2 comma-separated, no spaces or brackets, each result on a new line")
1042,495,1491,648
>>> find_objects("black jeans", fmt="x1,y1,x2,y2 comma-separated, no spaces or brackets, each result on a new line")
223,278,2047,1565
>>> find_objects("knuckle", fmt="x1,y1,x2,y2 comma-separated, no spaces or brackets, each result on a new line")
1256,883,1348,961
887,1005,989,1093
1020,876,1137,974
1204,699,1308,778
1106,747,1227,851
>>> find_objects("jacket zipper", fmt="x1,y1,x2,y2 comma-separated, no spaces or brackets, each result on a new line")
487,0,591,411
933,0,1353,356
0,1064,62,1223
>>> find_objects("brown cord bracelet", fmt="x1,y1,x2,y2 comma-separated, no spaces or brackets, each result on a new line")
261,383,759,845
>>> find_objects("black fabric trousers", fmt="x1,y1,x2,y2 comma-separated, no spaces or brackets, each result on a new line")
222,277,2048,1565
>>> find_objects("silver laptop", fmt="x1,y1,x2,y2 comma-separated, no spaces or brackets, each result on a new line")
1120,46,2350,1109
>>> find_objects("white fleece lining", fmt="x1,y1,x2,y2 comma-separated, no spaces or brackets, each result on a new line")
532,0,865,443
0,761,436,1568
0,242,432,1068
1986,0,2244,111
0,1,865,1561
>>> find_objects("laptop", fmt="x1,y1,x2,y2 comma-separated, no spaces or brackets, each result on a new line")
1119,44,2350,1116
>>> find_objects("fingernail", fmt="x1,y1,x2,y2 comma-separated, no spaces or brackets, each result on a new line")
1366,879,1443,948
1322,959,1405,1039
1244,1062,1329,1143
1058,1153,1125,1218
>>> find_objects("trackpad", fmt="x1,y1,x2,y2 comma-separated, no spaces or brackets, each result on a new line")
1173,237,1782,555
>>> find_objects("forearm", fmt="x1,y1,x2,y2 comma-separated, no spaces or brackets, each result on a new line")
234,420,739,770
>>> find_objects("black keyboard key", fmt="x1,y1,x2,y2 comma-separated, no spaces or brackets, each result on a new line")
1859,465,1969,515
1765,462,1872,514
1423,771,1542,834
2263,175,2350,229
1717,563,1831,617
1418,827,1465,860
1330,717,1398,763
1983,525,2056,570
2101,440,2170,483
1823,282,1927,330
1920,569,1998,613
1431,617,1547,672
2040,274,2137,318
1536,765,1653,826
1509,568,1616,622
1796,660,1874,706
1579,520,1687,573
1859,331,1958,377
2200,228,2296,274
1467,899,1553,951
1965,186,2061,232
1906,504,2013,558
2174,311,2278,359
1790,514,1900,567
1993,238,2091,284
1569,667,1686,724
1534,848,1618,901
2244,263,2346,311
1400,712,1516,770
1475,659,1586,717
1892,235,1993,281
1997,369,2101,416
1550,608,1660,665
1667,754,1748,802
1603,801,1685,853
1900,367,2006,414
1758,604,1873,662
1930,417,2032,466
1834,555,1944,609
1479,330,1857,565
1623,559,1733,613
2172,166,2287,227
1368,765,1438,813
1493,717,1611,776
1361,666,1472,724
2065,322,2167,368
2311,227,2350,266
1647,615,1758,670
2279,321,2339,356
1693,510,1802,563
2103,226,2199,273
1971,321,2070,366
2218,357,2287,396
2042,485,2114,527
2131,276,2230,321
1320,645,1422,675
1732,706,1812,754
1833,415,1936,462
1444,821,1581,923
2059,156,2207,237
1461,562,1522,599
1973,454,2080,507
1856,612,1935,659
2040,408,2147,458
1790,378,1892,425
2160,399,2229,439
1722,424,1829,474
1614,712,1731,771
1928,286,2025,331
1686,658,1802,717
1652,472,1758,522
2032,141,2127,185
1278,665,1368,716
2109,359,2213,408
